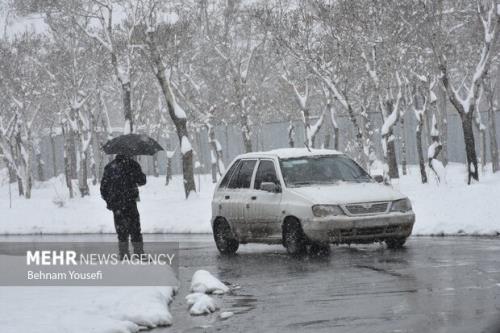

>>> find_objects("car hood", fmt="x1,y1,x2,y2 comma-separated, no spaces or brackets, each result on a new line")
287,182,405,205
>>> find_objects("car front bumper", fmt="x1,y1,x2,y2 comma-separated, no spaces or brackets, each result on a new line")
301,212,415,244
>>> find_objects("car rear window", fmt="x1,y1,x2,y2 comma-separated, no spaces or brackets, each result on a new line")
219,160,241,189
228,159,257,189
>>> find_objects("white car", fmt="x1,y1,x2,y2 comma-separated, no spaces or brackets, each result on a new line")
211,148,415,255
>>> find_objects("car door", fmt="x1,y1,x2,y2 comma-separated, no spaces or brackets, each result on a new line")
225,159,257,240
244,159,283,240
213,159,241,229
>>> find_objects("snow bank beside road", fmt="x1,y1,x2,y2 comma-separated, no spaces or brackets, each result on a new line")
0,174,215,234
0,286,176,333
0,164,499,236
398,164,500,236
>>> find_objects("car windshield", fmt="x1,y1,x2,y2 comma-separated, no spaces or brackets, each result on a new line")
279,155,372,187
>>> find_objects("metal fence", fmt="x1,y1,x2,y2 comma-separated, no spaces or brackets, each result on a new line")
37,110,500,179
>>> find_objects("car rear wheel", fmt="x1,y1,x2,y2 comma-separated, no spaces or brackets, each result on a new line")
385,237,407,249
283,218,306,255
213,219,239,255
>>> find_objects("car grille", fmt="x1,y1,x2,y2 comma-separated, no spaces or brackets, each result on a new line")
344,202,389,215
330,225,401,239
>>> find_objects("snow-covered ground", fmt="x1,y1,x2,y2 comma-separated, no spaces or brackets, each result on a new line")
0,163,499,235
0,174,215,234
0,286,176,333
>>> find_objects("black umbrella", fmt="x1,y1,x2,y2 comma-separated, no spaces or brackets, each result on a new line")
102,134,164,156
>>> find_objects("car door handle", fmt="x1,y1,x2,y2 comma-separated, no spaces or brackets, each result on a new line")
225,195,230,200
251,196,257,200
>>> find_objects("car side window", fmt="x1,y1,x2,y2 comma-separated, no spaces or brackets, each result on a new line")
219,160,241,189
254,160,279,190
228,159,257,189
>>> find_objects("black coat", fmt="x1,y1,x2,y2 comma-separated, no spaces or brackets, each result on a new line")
100,156,146,210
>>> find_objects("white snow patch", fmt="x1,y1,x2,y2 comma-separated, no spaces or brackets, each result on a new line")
220,311,234,320
239,148,341,160
172,100,187,119
190,270,229,294
180,136,192,155
186,292,218,315
123,120,132,135
0,286,176,333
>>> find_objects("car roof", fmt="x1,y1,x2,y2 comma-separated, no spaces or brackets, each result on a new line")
235,148,343,160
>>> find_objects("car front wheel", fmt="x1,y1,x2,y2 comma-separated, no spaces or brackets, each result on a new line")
283,218,306,255
385,237,407,249
213,219,239,255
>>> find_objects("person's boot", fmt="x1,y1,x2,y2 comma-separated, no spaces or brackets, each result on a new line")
118,242,130,261
132,241,144,255
132,241,154,262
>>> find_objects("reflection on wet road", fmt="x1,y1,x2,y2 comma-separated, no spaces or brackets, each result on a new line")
3,235,499,332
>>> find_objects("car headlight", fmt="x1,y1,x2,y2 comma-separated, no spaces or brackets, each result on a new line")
312,205,345,217
390,198,412,213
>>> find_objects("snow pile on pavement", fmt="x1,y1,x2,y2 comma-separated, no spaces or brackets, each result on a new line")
0,286,176,333
1,163,500,236
190,269,229,294
186,270,228,316
185,292,218,315
220,311,234,320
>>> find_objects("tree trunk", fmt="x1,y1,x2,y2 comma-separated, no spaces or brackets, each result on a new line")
15,131,32,199
7,162,16,184
386,130,399,179
416,117,428,183
152,154,159,177
488,105,499,173
438,87,449,166
400,115,407,176
122,82,133,134
79,150,90,197
383,101,399,179
89,113,99,185
207,125,224,183
288,121,295,148
323,134,331,149
35,141,45,182
461,113,479,184
68,129,77,180
165,152,173,186
146,31,196,197
333,127,339,151
49,131,58,178
61,124,74,199
241,112,253,153
17,176,24,196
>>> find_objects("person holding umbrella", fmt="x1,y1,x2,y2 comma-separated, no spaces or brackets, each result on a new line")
100,133,164,260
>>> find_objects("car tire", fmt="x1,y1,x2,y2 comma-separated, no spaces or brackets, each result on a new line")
213,219,239,255
309,242,331,256
283,218,306,255
385,237,407,249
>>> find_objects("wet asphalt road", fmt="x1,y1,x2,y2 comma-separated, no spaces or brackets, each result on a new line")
2,235,500,332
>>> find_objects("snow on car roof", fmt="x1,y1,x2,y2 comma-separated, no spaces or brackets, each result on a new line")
237,148,343,160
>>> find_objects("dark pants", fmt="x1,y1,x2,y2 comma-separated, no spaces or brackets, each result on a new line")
113,202,143,257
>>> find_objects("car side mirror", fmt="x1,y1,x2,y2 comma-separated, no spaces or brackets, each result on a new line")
373,175,384,183
260,182,281,193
